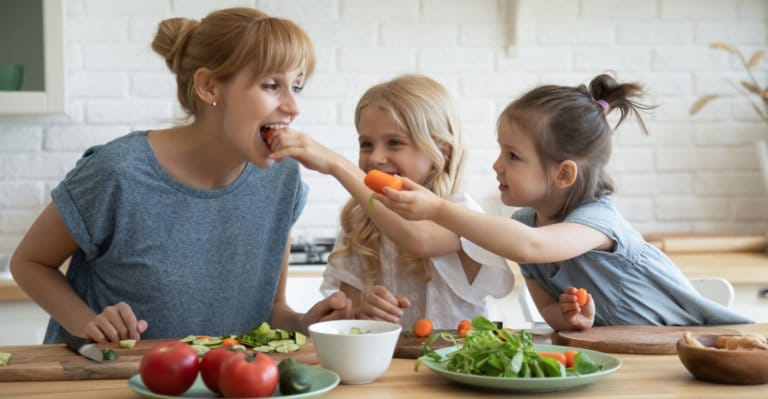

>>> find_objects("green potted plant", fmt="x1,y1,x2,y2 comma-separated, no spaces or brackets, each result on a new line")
689,43,768,191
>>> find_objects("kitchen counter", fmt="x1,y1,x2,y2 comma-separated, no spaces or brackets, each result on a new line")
0,279,27,302
1,323,766,398
2,251,767,302
667,252,768,285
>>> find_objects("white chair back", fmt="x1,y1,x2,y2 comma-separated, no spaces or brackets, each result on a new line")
688,277,735,308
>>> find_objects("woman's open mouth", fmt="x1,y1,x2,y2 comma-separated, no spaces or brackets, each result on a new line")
260,126,276,144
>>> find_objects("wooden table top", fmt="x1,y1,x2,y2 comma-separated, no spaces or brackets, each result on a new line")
1,323,766,399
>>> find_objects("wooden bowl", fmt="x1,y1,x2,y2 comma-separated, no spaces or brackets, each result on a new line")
676,334,768,385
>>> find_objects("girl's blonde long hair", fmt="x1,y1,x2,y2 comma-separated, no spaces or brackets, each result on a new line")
328,74,466,286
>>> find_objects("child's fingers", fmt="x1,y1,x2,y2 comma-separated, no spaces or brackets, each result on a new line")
365,287,404,318
371,285,399,305
396,296,411,309
359,298,401,323
397,175,420,190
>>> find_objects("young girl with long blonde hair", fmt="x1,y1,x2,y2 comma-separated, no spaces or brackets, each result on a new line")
270,74,514,329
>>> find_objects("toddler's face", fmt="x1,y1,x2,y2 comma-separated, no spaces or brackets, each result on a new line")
356,106,433,185
493,120,551,208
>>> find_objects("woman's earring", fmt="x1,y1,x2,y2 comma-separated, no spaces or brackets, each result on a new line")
210,100,217,109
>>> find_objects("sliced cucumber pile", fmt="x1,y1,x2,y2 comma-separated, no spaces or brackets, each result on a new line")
179,322,307,356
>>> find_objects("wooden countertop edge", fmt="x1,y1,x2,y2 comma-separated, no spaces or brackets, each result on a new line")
0,280,30,302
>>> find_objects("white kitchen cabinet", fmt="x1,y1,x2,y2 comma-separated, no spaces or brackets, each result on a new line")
0,301,49,345
486,285,529,329
0,0,66,114
285,266,325,313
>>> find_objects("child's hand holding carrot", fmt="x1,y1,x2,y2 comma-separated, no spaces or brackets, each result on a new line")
558,286,594,330
373,176,444,220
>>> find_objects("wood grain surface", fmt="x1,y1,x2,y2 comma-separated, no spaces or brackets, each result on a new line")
554,325,741,354
0,338,317,382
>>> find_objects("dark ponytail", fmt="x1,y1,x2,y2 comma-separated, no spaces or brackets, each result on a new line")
499,73,655,220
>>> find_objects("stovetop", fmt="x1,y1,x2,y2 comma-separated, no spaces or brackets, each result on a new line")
289,237,334,265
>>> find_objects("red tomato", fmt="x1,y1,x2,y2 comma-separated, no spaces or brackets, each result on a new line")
139,341,199,396
219,351,279,398
199,347,238,394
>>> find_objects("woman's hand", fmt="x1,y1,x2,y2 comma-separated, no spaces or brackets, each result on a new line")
301,291,354,330
357,285,411,324
84,301,148,343
558,286,594,330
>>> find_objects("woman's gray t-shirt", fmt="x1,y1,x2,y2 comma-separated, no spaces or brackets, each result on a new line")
44,131,308,343
515,196,752,326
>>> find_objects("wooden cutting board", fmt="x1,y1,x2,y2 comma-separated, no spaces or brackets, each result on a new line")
0,338,317,382
554,326,740,354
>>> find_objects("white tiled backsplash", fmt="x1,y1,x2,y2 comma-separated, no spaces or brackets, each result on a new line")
1,0,768,254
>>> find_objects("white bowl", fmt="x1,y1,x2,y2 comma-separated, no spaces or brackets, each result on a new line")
309,319,401,384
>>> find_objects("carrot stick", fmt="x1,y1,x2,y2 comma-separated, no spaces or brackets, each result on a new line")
538,351,567,365
364,170,403,194
575,288,588,306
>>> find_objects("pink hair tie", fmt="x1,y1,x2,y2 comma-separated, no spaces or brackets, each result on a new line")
595,99,609,111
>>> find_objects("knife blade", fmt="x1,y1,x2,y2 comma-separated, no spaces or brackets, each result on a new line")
64,335,104,363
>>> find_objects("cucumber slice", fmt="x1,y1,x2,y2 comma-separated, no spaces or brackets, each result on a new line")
190,344,210,356
179,335,196,343
192,337,222,346
254,345,274,353
269,339,295,347
0,352,11,366
119,339,136,349
275,343,301,353
294,332,307,345
101,349,119,361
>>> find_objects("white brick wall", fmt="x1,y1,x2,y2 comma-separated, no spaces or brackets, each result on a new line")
0,0,767,253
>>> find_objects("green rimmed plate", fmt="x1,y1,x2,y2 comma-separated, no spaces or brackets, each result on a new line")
128,365,340,398
421,344,621,393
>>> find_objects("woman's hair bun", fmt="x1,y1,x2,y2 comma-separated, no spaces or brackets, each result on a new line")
151,17,199,73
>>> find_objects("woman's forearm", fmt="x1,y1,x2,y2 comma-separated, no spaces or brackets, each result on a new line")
12,260,97,337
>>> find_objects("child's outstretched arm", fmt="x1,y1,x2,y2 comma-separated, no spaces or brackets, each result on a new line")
10,203,148,342
378,177,612,264
269,129,463,258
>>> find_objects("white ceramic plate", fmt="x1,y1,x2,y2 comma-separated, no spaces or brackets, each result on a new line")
421,344,621,393
128,365,340,398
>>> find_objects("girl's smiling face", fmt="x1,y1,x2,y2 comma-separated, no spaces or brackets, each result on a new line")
357,106,433,185
217,66,305,168
493,119,552,209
